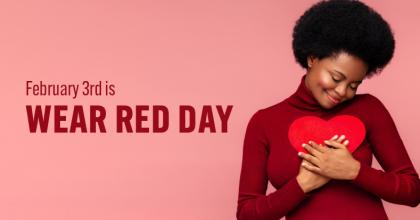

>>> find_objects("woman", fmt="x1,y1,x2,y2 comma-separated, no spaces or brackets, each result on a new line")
236,1,420,219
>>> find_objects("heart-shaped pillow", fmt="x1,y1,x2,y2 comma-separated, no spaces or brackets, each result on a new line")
288,115,366,154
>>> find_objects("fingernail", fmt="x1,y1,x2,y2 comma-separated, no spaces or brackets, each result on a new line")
340,134,346,139
333,134,338,139
298,152,302,156
344,140,349,145
302,162,306,166
324,140,329,143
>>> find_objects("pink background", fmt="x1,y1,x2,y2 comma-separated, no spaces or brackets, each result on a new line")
1,0,419,219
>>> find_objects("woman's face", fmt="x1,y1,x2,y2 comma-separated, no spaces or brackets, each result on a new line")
305,51,368,109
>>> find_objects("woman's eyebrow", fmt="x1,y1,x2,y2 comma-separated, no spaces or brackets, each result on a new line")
333,69,363,83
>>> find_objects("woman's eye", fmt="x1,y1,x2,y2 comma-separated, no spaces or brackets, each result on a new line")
348,83,359,90
350,85,358,90
331,76,340,82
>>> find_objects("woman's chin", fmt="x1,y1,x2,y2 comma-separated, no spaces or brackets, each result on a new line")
318,98,336,109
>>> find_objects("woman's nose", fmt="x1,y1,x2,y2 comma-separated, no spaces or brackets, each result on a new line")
334,84,347,97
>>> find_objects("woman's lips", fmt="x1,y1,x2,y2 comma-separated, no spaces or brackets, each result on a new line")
326,92,340,104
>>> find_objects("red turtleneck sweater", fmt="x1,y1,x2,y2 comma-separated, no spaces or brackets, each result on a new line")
236,75,420,220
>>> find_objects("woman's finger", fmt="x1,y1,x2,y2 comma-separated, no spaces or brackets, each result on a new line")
330,134,339,141
337,134,346,143
298,152,320,166
301,161,322,173
303,142,322,157
308,140,328,153
343,139,349,146
323,139,346,149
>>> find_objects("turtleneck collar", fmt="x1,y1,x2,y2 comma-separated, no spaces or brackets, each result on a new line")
286,74,325,111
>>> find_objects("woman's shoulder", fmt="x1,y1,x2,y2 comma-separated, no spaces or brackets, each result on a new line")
353,93,387,108
247,99,290,123
351,93,391,117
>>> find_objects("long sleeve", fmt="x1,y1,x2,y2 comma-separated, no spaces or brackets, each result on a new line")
236,110,308,220
351,94,420,207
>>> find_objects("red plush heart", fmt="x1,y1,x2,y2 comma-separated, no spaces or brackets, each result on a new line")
288,115,366,154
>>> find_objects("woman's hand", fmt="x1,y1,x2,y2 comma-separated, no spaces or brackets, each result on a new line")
296,160,330,193
298,134,361,180
296,135,341,193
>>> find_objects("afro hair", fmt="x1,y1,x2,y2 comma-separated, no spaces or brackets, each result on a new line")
292,0,395,78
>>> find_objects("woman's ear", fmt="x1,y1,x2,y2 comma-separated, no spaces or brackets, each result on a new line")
307,55,316,68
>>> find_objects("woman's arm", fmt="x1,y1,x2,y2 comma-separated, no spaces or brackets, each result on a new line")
351,94,420,207
236,110,308,220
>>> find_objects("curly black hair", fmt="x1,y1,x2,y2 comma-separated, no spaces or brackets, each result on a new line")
292,0,395,78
